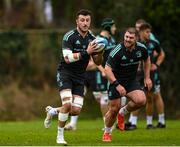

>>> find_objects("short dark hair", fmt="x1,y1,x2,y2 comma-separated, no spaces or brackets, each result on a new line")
101,18,115,32
125,27,138,37
139,23,152,32
136,19,146,24
76,9,92,19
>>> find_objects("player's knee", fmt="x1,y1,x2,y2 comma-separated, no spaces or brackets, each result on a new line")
62,103,71,112
72,95,84,109
136,97,146,106
60,89,73,107
71,107,81,115
146,96,153,104
109,106,119,117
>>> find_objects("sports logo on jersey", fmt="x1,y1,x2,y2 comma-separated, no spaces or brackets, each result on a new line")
130,59,134,62
75,40,81,45
136,51,142,58
121,55,127,60
108,91,112,97
148,43,154,49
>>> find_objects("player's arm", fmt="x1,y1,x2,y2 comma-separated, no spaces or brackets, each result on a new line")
105,64,126,96
97,65,106,77
62,36,81,63
63,49,81,63
143,56,152,91
86,57,97,71
151,42,165,70
91,51,103,65
105,54,126,96
63,39,97,64
104,64,116,83
155,48,165,67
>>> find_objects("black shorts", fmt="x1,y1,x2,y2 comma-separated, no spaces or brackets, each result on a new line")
85,70,108,92
108,80,142,100
84,71,96,91
150,70,161,93
94,70,108,92
57,70,84,97
136,70,161,93
136,71,144,89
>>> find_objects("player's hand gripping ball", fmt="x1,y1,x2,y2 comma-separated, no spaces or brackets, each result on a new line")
91,37,108,53
91,37,108,65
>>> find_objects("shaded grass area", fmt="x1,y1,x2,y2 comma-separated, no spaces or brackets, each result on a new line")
0,119,180,146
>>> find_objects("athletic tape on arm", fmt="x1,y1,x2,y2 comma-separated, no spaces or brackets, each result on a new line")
63,49,80,63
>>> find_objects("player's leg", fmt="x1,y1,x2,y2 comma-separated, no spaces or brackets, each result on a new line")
125,109,139,130
146,91,155,129
64,79,85,131
99,78,109,120
44,106,59,128
146,70,160,129
93,91,109,130
65,76,89,131
56,71,75,145
118,81,146,131
154,91,166,128
64,115,78,131
92,70,109,129
115,96,127,130
101,92,109,128
103,98,120,142
118,80,146,130
57,89,72,145
119,90,146,130
100,91,109,117
125,72,144,130
65,94,84,130
102,84,121,142
153,71,166,128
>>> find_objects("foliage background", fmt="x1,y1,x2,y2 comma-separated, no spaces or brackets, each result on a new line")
0,0,179,120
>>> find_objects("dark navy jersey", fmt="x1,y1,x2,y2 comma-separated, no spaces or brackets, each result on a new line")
150,33,160,45
106,42,149,83
141,39,161,63
58,29,95,75
96,35,116,67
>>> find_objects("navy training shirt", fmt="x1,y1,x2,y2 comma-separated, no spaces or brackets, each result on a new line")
142,39,161,63
58,29,95,75
106,42,149,84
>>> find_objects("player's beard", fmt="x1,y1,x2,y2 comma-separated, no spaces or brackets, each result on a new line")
78,25,89,34
124,41,135,50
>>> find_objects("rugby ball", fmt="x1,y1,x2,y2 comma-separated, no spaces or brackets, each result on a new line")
91,37,108,53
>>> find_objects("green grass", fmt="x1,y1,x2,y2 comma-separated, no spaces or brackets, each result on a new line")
0,119,180,146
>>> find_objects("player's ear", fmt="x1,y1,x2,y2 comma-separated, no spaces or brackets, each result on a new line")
76,19,78,25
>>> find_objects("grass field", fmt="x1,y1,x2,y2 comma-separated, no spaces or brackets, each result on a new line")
0,119,180,146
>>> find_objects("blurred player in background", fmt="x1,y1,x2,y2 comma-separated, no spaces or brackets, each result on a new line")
126,20,166,130
92,18,117,130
